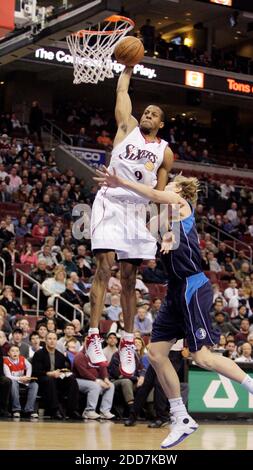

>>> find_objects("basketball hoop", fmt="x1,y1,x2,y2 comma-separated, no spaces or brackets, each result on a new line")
66,15,135,85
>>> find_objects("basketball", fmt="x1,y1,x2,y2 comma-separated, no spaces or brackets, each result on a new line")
114,36,144,66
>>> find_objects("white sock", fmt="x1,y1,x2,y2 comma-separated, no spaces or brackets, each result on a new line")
241,375,253,394
169,397,188,418
123,332,134,342
88,328,99,336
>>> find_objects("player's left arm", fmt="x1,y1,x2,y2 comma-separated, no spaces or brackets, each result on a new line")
155,146,174,190
94,166,187,207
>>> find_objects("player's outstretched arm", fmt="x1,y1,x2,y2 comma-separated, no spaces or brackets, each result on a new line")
94,167,186,207
114,67,138,147
155,146,174,190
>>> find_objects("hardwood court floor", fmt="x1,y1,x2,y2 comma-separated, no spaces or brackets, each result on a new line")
0,420,252,450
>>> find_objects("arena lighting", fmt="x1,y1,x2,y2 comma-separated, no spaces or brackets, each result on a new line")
210,0,232,6
185,70,204,88
184,37,193,47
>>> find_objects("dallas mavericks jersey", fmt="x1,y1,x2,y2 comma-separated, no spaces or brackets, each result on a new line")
100,126,168,203
162,206,202,281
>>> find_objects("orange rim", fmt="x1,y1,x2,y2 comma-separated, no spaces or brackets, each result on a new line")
71,15,135,37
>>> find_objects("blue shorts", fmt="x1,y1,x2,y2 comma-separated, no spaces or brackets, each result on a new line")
151,272,220,352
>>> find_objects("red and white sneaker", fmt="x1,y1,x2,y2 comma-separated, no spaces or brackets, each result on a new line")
119,338,136,377
86,334,108,367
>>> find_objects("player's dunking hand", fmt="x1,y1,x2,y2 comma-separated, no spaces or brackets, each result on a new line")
94,166,123,188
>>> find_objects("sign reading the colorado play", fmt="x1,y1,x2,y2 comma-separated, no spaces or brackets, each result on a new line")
188,369,253,413
70,147,106,169
34,47,157,80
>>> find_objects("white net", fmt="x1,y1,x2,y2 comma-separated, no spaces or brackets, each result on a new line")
66,15,134,85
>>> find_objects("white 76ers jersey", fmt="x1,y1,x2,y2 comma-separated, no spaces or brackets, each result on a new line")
100,126,168,203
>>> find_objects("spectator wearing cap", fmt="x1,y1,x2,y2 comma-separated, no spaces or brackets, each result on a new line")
211,310,238,336
103,332,118,364
10,328,29,358
133,306,152,337
105,294,122,321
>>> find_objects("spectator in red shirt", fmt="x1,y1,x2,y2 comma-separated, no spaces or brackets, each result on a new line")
32,217,48,241
73,343,115,420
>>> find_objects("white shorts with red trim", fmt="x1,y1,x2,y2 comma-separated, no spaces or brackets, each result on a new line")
91,193,157,260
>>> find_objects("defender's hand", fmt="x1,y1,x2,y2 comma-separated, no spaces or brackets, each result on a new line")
93,166,122,188
160,231,175,254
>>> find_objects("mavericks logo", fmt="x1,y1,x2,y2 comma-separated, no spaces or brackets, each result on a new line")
195,328,206,340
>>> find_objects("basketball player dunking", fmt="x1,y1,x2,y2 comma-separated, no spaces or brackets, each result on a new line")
87,66,173,376
95,168,253,448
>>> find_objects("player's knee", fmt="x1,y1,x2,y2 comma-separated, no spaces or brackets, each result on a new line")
148,345,163,367
192,351,214,370
95,264,111,284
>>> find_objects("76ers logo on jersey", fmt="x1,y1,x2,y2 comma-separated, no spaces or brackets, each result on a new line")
119,144,158,165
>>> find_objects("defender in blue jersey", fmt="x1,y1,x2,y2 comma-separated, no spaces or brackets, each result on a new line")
95,168,253,449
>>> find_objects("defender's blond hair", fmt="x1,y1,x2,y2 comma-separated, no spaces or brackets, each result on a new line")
173,174,200,205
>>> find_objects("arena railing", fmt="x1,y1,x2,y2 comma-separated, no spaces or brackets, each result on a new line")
43,119,73,146
14,267,84,326
201,220,252,265
0,256,6,288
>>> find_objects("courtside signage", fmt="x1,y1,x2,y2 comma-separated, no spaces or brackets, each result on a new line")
70,147,106,169
188,369,253,413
